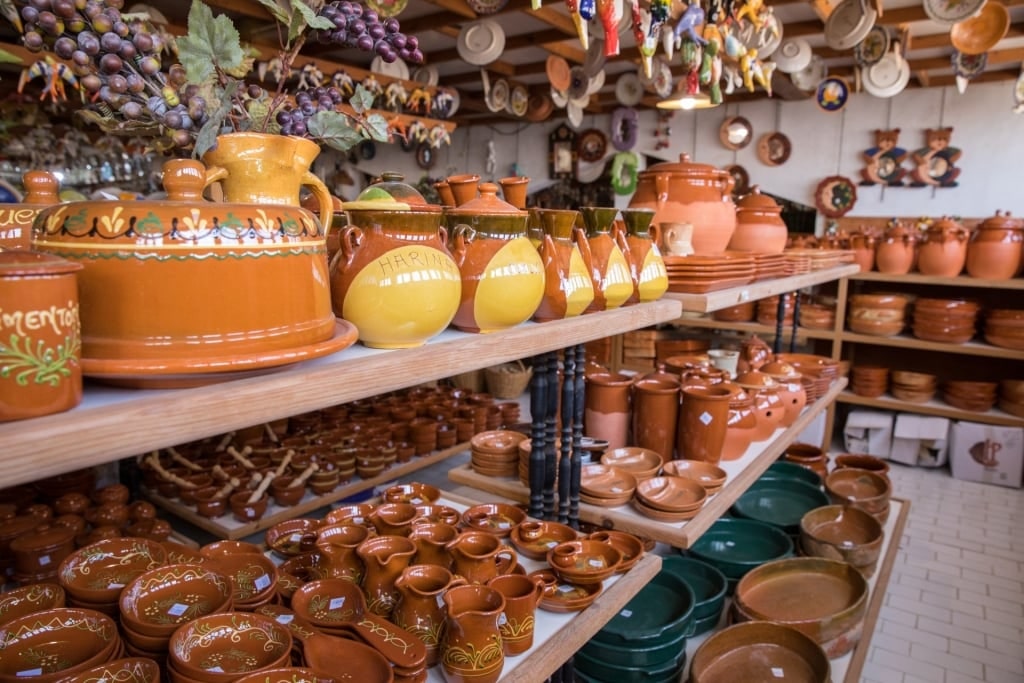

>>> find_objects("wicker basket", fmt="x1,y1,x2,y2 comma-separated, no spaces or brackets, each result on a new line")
449,369,486,392
484,359,533,399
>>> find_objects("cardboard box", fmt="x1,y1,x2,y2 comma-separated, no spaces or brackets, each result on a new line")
890,415,950,467
949,421,1024,489
843,410,894,457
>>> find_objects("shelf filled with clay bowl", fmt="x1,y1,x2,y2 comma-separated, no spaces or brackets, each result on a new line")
837,388,1024,428
677,497,909,683
663,315,840,343
848,271,1024,290
664,265,860,313
448,379,847,548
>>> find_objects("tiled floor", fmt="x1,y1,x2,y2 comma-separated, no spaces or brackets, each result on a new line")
862,464,1024,683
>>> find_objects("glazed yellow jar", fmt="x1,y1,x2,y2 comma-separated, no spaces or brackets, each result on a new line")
532,209,595,322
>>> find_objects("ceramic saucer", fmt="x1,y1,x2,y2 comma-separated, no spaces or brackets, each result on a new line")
370,56,408,80
816,76,850,112
923,0,985,25
824,0,877,51
546,55,572,92
456,19,505,66
614,71,644,106
411,65,438,86
509,84,529,117
854,25,889,67
486,78,510,112
862,46,910,98
773,37,812,74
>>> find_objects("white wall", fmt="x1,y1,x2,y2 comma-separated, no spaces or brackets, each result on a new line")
323,80,1024,223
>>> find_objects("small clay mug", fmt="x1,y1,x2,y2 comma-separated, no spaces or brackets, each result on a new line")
486,573,545,655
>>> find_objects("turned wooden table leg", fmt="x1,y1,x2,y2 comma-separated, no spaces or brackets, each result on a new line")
528,352,549,519
558,346,574,524
569,342,586,529
543,353,560,520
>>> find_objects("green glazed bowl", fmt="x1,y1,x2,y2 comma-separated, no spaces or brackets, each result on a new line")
761,460,823,487
589,570,695,646
574,644,687,683
581,625,688,668
687,518,794,581
730,478,831,535
661,556,728,622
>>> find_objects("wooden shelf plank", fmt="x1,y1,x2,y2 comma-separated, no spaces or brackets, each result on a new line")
840,331,1024,359
669,316,838,342
144,441,472,540
837,390,1024,427
0,301,681,488
849,271,1024,290
449,379,847,548
664,265,860,313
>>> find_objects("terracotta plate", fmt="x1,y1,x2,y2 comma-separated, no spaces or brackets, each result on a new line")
757,132,792,166
532,569,603,613
635,476,708,512
951,1,1010,55
580,464,638,498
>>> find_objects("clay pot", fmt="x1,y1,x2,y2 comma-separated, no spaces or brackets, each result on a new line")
677,385,733,464
729,186,788,254
760,361,807,427
917,218,969,277
445,531,517,585
584,372,634,451
447,174,480,206
441,585,506,683
498,176,529,210
485,573,544,656
9,524,75,575
628,153,737,255
356,534,417,618
875,221,918,275
393,564,467,666
849,232,879,272
532,209,595,322
434,181,455,207
444,183,545,333
966,210,1023,280
579,207,634,312
619,208,668,304
736,371,784,442
784,442,830,481
721,383,757,461
0,171,61,250
632,377,680,462
229,491,268,523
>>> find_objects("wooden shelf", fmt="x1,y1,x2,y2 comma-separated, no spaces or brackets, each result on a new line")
837,390,1024,427
664,265,860,313
0,301,682,488
449,378,847,548
849,271,1024,290
840,331,1024,359
145,441,472,540
668,317,839,342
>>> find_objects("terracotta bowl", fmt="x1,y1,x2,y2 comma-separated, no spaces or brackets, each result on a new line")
547,540,622,585
200,540,263,558
1000,379,1024,402
381,482,442,505
848,293,910,310
234,667,335,683
914,297,979,314
635,476,708,513
689,621,830,682
599,447,664,480
847,318,905,336
168,612,292,683
890,370,936,389
0,607,119,682
832,453,890,480
265,518,320,558
800,505,884,577
58,537,168,605
825,468,891,515
278,552,329,586
203,552,279,608
269,477,307,507
461,502,527,537
58,658,161,683
119,563,233,637
509,521,579,561
322,503,375,528
0,583,66,627
660,460,728,493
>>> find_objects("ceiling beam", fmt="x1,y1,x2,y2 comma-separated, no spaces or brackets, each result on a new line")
420,0,479,19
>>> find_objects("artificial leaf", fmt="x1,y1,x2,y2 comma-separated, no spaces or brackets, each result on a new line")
293,1,334,32
177,0,244,84
252,0,292,26
246,98,281,135
0,47,22,65
308,110,364,152
364,113,390,143
193,80,239,159
224,44,261,79
349,85,374,115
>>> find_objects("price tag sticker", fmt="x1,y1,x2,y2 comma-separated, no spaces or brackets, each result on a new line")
107,583,124,589
167,603,189,617
700,411,713,425
437,594,446,608
17,669,42,677
498,612,508,626
611,487,622,493
329,597,346,611
254,574,271,591
498,521,510,529
411,497,422,505
545,541,558,548
276,614,294,624
771,667,785,678
588,558,604,568
619,609,633,618
208,667,224,673
289,533,302,543
38,555,50,566
557,584,575,593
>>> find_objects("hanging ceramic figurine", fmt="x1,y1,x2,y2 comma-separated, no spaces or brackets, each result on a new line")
859,128,908,187
579,0,596,20
637,8,658,78
598,0,623,56
566,0,590,49
750,50,774,95
733,0,766,30
707,0,733,24
679,40,702,95
909,127,962,188
674,3,708,46
700,32,724,104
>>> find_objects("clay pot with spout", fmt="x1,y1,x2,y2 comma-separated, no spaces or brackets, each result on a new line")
444,183,545,333
532,209,595,322
917,218,969,277
408,521,459,569
620,208,668,304
393,564,467,666
735,370,784,442
441,584,506,683
729,186,788,254
315,522,371,583
875,221,918,275
579,207,634,312
356,534,417,618
445,530,517,585
966,210,1023,280
628,153,737,255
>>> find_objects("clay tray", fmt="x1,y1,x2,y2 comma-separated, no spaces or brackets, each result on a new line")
667,274,758,293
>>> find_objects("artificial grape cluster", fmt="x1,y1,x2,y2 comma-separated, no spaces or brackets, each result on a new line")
315,1,424,64
275,85,345,137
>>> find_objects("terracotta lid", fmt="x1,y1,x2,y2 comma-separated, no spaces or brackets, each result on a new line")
736,186,781,211
0,250,82,276
734,370,779,389
641,153,727,179
21,170,60,205
759,360,800,379
978,210,1022,230
444,182,527,217
883,221,918,240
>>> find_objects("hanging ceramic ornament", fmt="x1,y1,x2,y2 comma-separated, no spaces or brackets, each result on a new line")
909,127,962,188
859,128,907,186
1013,66,1024,114
814,176,858,218
951,50,987,94
596,0,623,56
636,8,659,78
565,0,590,49
610,107,639,151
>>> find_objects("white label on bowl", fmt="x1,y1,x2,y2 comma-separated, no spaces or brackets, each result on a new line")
700,411,713,425
619,609,633,618
498,612,508,626
437,594,446,608
289,533,302,543
545,541,558,548
411,497,422,504
276,614,294,624
38,555,50,566
557,584,575,593
168,603,189,617
353,516,364,524
588,558,604,568
17,669,43,677
254,574,271,591
329,597,346,611
208,667,224,673
611,487,622,493
498,521,510,528
107,583,124,589
772,667,785,678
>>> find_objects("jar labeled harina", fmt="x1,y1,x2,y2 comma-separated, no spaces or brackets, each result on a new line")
0,250,83,421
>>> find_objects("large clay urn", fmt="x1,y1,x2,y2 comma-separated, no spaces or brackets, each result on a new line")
578,207,633,312
0,171,61,250
875,221,918,275
628,153,736,255
444,183,545,333
441,584,506,683
917,218,969,277
966,211,1022,280
728,186,788,254
532,209,595,322
330,178,461,349
620,208,668,304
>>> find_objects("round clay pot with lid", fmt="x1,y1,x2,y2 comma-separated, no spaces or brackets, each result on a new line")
760,360,807,427
627,153,737,255
875,221,919,274
0,251,83,422
0,170,61,250
729,186,788,254
966,210,1023,280
735,371,784,442
443,183,545,333
849,231,879,272
917,217,969,277
721,382,757,461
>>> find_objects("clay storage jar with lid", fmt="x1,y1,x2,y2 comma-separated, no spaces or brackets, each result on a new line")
729,186,788,254
0,170,61,250
917,217,969,277
0,250,83,421
628,153,737,255
965,210,1023,280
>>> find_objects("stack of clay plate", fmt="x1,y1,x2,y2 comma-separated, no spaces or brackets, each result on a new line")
632,475,708,522
776,353,839,402
798,302,837,330
599,447,663,480
781,251,812,275
753,253,787,281
998,380,1024,417
471,429,526,477
518,438,558,486
850,365,888,398
984,308,1024,350
663,253,756,294
890,370,937,403
662,460,728,495
942,379,998,412
911,297,979,344
847,293,910,336
580,464,637,507
756,295,796,326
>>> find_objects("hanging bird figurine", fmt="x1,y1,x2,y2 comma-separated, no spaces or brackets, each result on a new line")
700,34,723,104
673,3,707,46
598,0,623,56
566,0,590,50
734,0,766,30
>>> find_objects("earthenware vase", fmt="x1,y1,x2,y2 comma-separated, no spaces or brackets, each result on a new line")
966,210,1022,280
445,183,545,333
620,208,668,304
0,171,61,250
441,584,506,683
632,377,680,461
532,209,595,322
356,535,417,618
917,218,969,277
729,186,788,254
677,385,732,463
393,564,467,666
875,222,918,275
579,207,633,312
584,372,635,451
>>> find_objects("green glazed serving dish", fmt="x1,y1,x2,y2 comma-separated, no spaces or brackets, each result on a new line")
589,570,695,647
760,460,823,487
581,625,688,668
730,478,831,535
687,517,794,581
574,644,687,683
661,556,728,634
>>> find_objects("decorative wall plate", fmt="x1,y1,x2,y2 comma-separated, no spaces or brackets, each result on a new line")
510,84,529,117
526,92,554,121
546,55,572,92
615,72,644,106
416,143,436,170
923,0,985,25
824,0,878,51
757,132,792,166
577,128,608,162
370,56,409,80
457,19,506,66
486,78,510,112
412,65,439,86
854,26,889,67
720,116,754,150
816,76,850,112
862,44,910,98
951,50,987,78
950,2,1010,55
814,175,858,218
726,164,751,197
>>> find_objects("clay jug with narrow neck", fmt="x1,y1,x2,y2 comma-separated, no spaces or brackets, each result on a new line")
356,535,417,618
620,208,668,304
393,564,467,666
532,209,595,322
441,584,506,683
315,523,371,583
579,206,633,312
445,531,517,585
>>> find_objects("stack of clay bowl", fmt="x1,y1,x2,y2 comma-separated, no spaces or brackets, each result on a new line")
798,302,837,331
201,542,280,611
0,607,122,682
984,308,1024,350
999,380,1024,417
599,447,663,481
775,353,839,403
800,505,885,578
57,537,168,615
847,293,910,336
632,475,708,522
911,298,979,344
711,301,755,323
942,379,999,412
662,460,728,495
890,371,937,403
168,611,293,683
470,430,527,477
825,468,892,525
756,295,795,327
580,464,637,507
850,365,888,398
